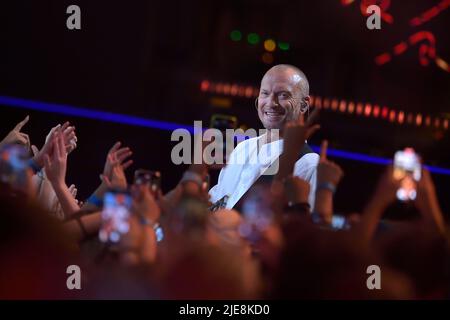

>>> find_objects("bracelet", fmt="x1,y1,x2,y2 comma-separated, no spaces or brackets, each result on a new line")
180,171,204,188
28,158,42,174
317,182,337,194
86,194,103,207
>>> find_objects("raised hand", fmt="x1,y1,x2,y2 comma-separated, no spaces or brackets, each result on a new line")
317,140,344,187
0,115,30,149
100,142,133,189
43,129,67,186
277,109,320,180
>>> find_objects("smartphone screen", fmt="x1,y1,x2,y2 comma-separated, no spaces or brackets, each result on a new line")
99,190,132,243
393,148,421,201
134,169,161,193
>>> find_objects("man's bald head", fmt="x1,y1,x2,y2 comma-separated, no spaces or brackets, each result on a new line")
257,64,311,129
262,64,309,97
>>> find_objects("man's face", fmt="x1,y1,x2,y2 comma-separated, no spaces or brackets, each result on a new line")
257,70,304,130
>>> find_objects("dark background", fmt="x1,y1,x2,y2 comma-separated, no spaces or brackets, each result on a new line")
1,0,449,215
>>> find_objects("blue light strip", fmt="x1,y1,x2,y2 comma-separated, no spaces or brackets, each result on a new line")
0,95,195,133
1,95,449,176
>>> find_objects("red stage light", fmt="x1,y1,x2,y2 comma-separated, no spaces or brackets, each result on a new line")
364,103,372,117
381,107,389,118
331,99,339,111
398,111,405,124
230,84,238,96
323,98,330,109
348,102,355,114
373,105,380,118
356,103,363,115
389,110,396,122
416,114,423,126
200,80,210,92
339,100,347,112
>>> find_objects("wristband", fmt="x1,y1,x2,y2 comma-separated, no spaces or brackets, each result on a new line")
317,182,337,194
28,158,42,174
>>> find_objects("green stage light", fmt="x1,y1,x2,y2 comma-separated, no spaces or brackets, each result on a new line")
247,33,260,45
230,30,242,41
278,42,290,51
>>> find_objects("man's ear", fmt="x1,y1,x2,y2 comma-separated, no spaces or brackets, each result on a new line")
300,95,310,113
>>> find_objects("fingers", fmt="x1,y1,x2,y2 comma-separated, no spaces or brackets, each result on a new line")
109,141,122,154
60,122,70,132
116,149,132,163
320,140,328,161
14,115,29,132
68,184,78,199
122,159,133,170
31,145,39,157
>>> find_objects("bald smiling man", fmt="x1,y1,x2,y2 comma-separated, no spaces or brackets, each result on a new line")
208,64,319,210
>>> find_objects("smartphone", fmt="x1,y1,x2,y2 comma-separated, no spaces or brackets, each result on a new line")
134,169,161,193
393,148,421,201
99,189,132,243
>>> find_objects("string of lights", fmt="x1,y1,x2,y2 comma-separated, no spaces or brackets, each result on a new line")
200,80,449,130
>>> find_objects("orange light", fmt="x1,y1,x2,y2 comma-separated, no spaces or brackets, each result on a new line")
245,86,253,98
416,114,423,126
200,80,210,92
238,86,246,97
389,110,396,122
339,100,347,112
444,119,449,130
398,111,405,124
364,103,372,117
323,98,330,109
315,97,322,109
230,84,238,96
425,116,431,126
373,105,380,118
331,99,339,111
348,102,355,114
264,39,277,52
309,96,315,107
356,103,363,115
223,83,231,95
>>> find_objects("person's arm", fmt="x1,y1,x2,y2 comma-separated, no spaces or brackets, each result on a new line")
353,165,399,244
313,140,344,225
44,130,80,217
62,211,102,242
415,168,446,234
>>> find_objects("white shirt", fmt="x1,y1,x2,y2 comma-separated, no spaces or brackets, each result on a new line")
209,134,319,209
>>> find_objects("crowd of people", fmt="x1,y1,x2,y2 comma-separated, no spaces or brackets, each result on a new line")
0,109,448,300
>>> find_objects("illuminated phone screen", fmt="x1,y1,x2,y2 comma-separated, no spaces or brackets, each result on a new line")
99,191,132,243
393,148,421,201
